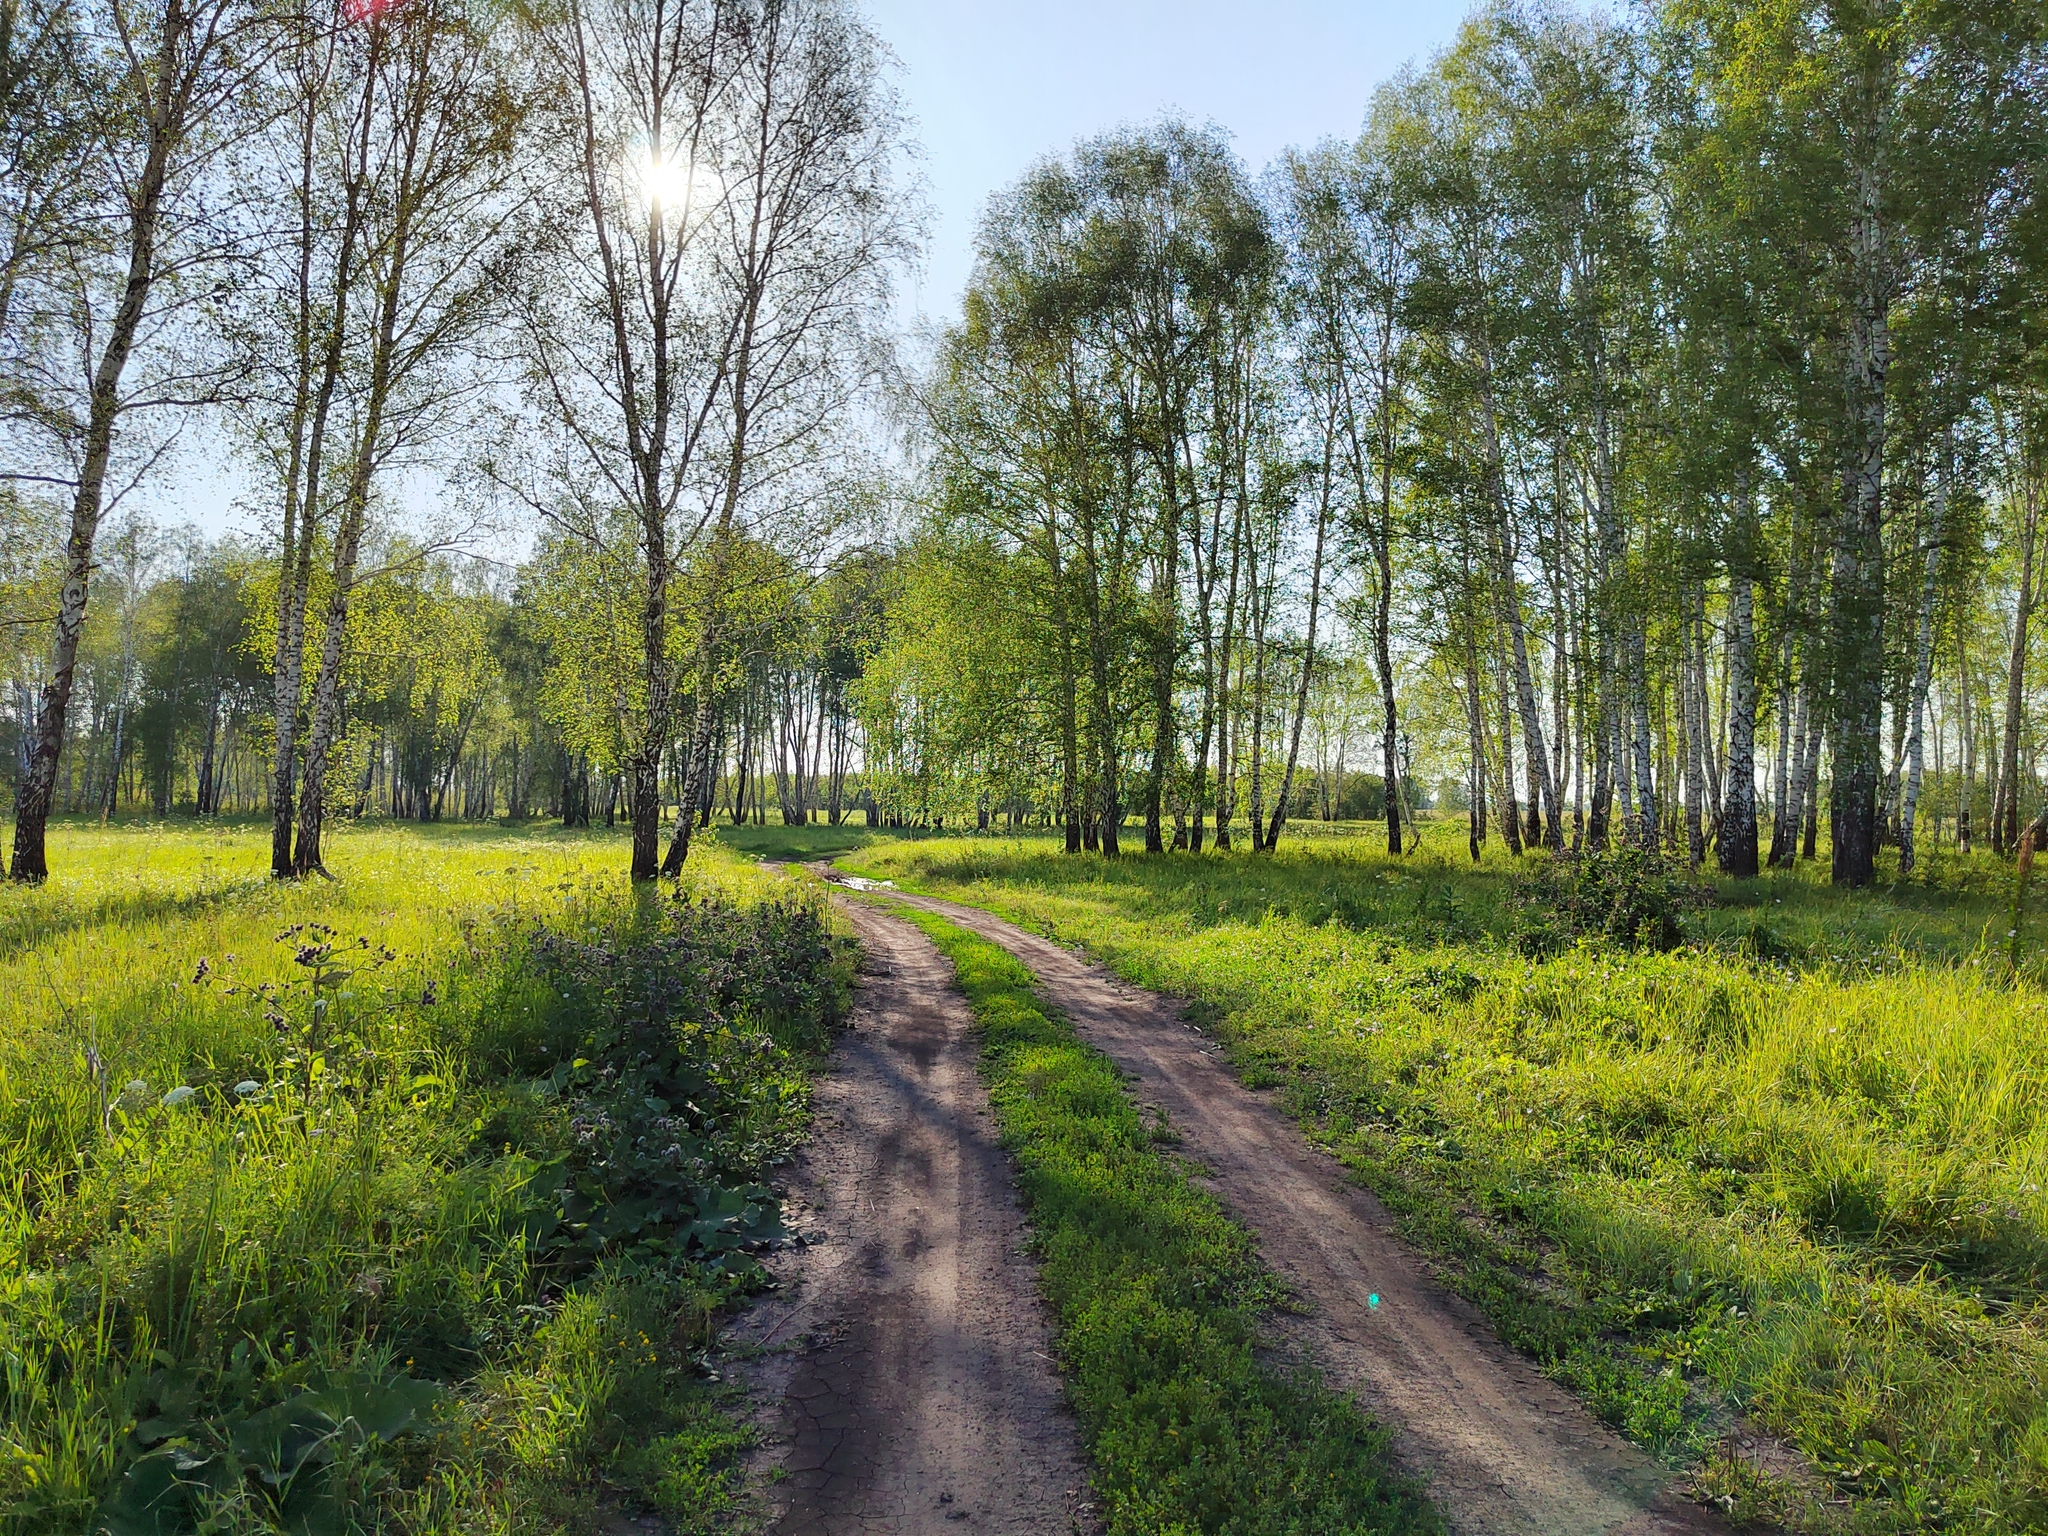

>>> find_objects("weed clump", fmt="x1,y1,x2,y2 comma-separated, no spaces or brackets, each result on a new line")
1508,848,1713,955
525,893,845,1279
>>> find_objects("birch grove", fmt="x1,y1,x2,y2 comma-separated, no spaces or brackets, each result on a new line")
0,0,2044,890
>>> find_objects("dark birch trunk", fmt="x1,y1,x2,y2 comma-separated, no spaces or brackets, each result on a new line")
1683,587,1706,868
1626,619,1657,847
1998,465,2039,855
1828,141,1891,885
1720,568,1759,876
1959,646,1976,851
1496,647,1522,857
1265,416,1334,852
1899,445,1949,874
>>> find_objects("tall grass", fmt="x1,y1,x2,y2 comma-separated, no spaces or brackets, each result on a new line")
0,819,840,1536
850,833,2048,1534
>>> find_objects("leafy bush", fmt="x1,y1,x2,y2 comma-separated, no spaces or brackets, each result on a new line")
1507,847,1713,955
522,893,848,1281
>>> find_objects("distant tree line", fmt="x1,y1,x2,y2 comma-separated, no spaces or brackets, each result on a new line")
0,516,905,832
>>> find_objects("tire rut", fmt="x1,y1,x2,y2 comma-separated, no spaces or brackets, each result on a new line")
726,897,1094,1536
870,886,1748,1536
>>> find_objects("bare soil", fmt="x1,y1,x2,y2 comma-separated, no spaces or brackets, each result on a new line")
724,897,1094,1535
874,887,1746,1536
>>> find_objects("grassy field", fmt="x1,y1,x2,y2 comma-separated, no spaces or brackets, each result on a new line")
846,828,2048,1535
0,817,847,1536
21,812,2047,1532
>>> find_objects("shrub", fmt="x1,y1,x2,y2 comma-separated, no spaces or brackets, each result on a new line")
522,892,850,1282
1508,847,1713,956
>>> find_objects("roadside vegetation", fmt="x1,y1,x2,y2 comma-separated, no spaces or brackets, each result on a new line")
1,820,848,1536
851,829,2048,1534
895,900,1437,1536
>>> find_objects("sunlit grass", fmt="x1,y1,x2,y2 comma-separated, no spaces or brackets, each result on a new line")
708,819,921,864
847,831,2048,1533
0,817,817,1535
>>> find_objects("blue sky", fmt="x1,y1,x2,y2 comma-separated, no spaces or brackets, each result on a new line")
863,0,1477,318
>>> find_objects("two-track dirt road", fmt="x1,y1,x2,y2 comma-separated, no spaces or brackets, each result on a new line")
732,878,1746,1535
864,886,1738,1536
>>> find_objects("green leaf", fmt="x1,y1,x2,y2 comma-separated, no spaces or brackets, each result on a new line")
129,1417,189,1450
307,1375,446,1442
230,1398,340,1483
274,1468,350,1536
92,1447,219,1536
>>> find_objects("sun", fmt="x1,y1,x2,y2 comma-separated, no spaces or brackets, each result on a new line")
628,149,720,217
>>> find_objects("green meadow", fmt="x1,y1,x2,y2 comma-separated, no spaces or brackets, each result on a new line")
15,813,2048,1534
0,819,846,1536
847,826,2048,1534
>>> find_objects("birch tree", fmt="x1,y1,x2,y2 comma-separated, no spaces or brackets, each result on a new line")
7,0,270,879
290,0,524,874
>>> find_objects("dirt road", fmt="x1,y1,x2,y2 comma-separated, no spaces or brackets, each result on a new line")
875,887,1733,1536
726,897,1092,1536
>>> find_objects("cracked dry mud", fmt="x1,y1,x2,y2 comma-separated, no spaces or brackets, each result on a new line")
875,888,1746,1536
725,898,1094,1536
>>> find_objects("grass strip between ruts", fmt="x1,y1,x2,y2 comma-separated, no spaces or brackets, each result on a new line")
891,901,1439,1536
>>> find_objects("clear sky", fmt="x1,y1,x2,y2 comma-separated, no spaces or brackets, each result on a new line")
863,0,1477,319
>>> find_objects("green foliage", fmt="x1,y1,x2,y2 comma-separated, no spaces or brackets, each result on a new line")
524,891,847,1277
0,823,838,1534
95,1364,444,1536
856,833,2048,1533
616,1399,755,1533
134,543,269,814
1507,848,1715,955
901,905,1436,1536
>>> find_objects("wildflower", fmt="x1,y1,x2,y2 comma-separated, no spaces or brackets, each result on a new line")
234,1081,262,1097
161,1086,198,1108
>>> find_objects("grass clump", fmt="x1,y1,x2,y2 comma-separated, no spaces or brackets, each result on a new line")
896,903,1437,1536
851,832,2048,1534
0,820,849,1536
1507,847,1713,955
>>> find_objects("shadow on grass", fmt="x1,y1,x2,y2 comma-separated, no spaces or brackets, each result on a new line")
0,875,272,963
710,821,924,864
